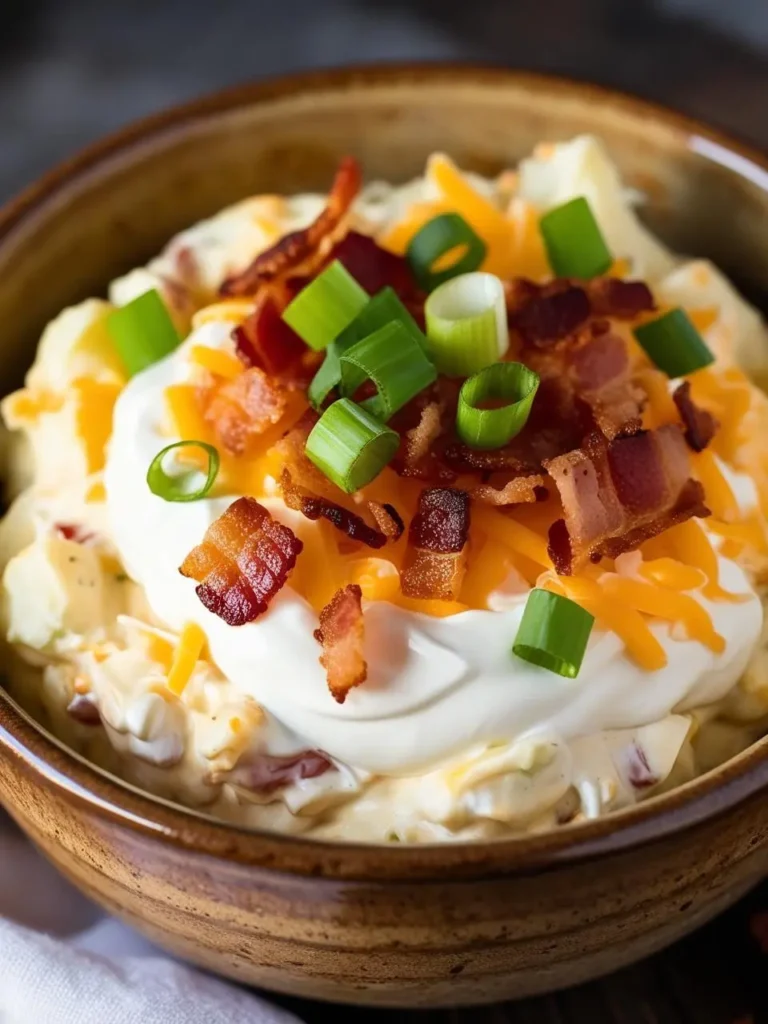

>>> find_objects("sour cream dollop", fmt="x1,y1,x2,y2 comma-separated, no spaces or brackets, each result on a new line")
104,325,763,776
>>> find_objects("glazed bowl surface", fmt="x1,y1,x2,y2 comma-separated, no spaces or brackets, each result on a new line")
0,65,767,1008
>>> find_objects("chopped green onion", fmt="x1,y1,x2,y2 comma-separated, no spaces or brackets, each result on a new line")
512,589,594,679
305,398,399,493
307,286,426,410
281,260,369,351
107,289,181,377
407,213,487,292
340,321,437,420
539,197,613,279
425,271,508,376
632,308,714,378
146,441,220,503
457,362,540,449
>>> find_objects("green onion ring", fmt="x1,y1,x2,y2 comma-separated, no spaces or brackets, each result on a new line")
406,212,487,292
539,197,613,280
107,289,181,378
512,589,595,679
146,440,220,502
304,398,399,493
633,308,714,378
456,361,540,449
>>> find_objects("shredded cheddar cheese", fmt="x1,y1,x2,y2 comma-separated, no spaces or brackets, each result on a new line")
191,300,255,330
73,378,121,474
166,621,207,695
189,345,244,380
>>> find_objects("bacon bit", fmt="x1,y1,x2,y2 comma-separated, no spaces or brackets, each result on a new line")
368,501,405,540
511,285,591,347
66,693,101,726
54,523,97,545
545,426,709,573
220,157,363,295
203,366,288,456
325,230,419,300
472,473,548,506
314,584,366,703
226,750,333,793
587,278,655,319
280,469,394,549
233,285,308,381
624,742,659,788
401,488,470,600
179,497,303,625
673,381,718,452
570,330,646,440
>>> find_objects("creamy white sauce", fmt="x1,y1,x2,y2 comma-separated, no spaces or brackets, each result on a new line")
104,328,764,776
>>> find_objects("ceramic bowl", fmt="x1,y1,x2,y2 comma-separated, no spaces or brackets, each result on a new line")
0,66,766,1008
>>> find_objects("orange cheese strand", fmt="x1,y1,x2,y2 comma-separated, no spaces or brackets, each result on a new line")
691,449,739,522
600,575,724,653
650,519,743,602
708,514,768,554
637,368,678,431
166,622,207,695
189,345,244,380
507,198,550,281
688,307,719,334
640,558,706,592
551,576,667,671
72,378,122,475
290,519,341,612
145,632,175,672
460,534,519,609
472,506,552,569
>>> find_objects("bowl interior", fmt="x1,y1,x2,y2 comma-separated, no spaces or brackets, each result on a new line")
0,65,767,875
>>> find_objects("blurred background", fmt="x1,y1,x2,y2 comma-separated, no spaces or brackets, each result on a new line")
1,0,768,201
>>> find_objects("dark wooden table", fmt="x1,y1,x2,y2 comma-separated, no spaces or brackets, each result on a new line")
283,880,768,1023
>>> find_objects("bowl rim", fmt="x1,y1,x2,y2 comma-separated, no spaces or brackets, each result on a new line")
0,61,767,881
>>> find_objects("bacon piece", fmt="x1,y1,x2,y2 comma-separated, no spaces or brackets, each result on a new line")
401,488,470,600
568,329,645,439
314,584,366,703
587,278,655,319
180,497,303,625
220,157,363,295
673,381,718,452
66,693,101,726
325,230,418,300
203,366,288,456
472,473,548,506
226,750,332,794
233,284,308,381
280,469,396,549
368,501,405,540
54,523,97,545
511,285,591,347
624,742,659,789
544,426,709,573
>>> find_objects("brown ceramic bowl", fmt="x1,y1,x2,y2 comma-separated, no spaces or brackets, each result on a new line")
0,65,767,1009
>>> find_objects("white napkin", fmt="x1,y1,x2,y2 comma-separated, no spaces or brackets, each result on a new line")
0,813,304,1024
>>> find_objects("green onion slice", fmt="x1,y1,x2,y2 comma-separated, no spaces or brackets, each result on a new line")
539,197,613,279
339,321,437,421
281,260,369,351
406,212,487,292
146,441,220,503
512,589,595,679
457,362,540,449
632,308,714,378
305,398,399,493
107,289,181,377
307,286,426,410
425,271,508,376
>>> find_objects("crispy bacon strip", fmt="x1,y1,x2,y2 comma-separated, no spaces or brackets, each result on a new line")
325,230,419,300
544,426,709,573
280,469,400,549
568,329,646,439
180,497,303,625
673,381,718,452
233,284,307,380
203,366,288,456
587,278,655,319
225,750,332,793
314,584,366,703
511,285,591,347
368,501,405,540
400,488,470,600
220,157,362,296
472,473,548,506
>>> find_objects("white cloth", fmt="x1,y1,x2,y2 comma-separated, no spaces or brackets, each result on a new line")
0,814,304,1024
